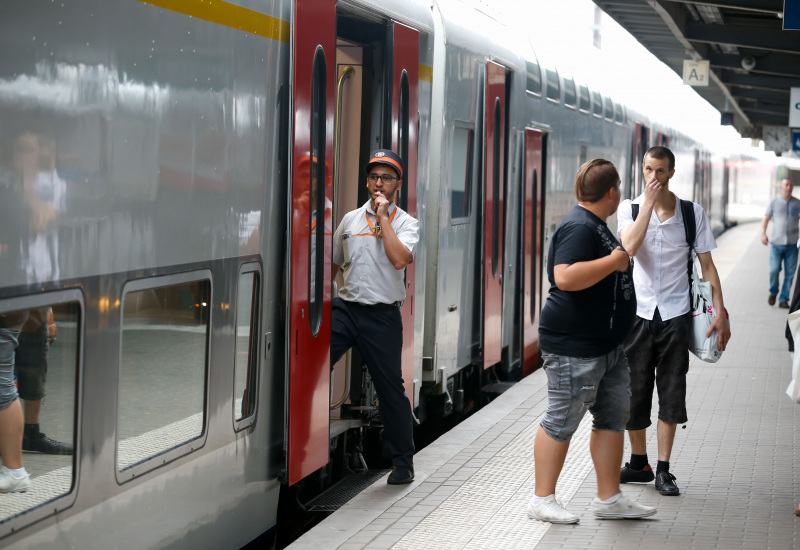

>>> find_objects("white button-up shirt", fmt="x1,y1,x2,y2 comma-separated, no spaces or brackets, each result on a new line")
332,201,419,305
617,193,716,321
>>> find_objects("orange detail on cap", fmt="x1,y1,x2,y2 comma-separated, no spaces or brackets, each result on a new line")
368,155,403,177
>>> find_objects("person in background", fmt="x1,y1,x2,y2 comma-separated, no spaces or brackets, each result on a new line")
761,178,800,308
528,159,655,524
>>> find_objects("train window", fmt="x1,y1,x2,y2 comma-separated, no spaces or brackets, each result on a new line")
614,102,624,124
525,60,542,96
117,274,211,480
563,77,577,108
603,95,614,121
492,98,502,277
578,84,590,113
591,90,603,118
0,293,81,526
545,68,560,103
234,266,260,428
308,47,327,338
451,124,474,220
396,71,410,211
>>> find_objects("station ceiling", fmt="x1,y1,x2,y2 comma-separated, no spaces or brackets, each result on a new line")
592,0,796,140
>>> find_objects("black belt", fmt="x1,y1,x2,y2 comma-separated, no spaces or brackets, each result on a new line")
355,301,401,308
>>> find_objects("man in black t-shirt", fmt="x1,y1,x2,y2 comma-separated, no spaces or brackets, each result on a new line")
528,159,655,524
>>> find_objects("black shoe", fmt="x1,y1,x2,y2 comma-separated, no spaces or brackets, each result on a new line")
620,463,655,483
655,471,680,495
387,466,414,485
23,434,73,455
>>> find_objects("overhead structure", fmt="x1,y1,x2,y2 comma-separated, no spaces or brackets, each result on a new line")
592,0,797,143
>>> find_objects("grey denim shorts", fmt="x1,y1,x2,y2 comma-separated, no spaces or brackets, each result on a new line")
539,345,631,442
0,328,20,411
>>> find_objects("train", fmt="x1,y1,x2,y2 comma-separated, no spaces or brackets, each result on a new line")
0,0,776,548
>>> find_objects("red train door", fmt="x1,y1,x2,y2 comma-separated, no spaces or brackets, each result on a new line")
287,0,336,486
522,128,543,375
483,61,506,370
390,21,419,402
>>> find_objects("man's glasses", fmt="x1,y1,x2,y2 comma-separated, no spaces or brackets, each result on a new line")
368,173,399,184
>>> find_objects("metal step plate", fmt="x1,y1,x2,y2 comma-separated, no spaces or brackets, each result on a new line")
306,469,391,512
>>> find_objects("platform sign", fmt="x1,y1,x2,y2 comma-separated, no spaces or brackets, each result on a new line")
683,59,709,87
784,0,800,30
793,130,800,152
790,88,800,127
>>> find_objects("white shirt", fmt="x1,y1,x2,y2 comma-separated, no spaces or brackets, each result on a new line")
617,193,716,321
332,201,419,305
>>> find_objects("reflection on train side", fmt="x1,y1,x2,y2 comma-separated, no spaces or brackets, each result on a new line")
0,302,78,523
117,279,209,474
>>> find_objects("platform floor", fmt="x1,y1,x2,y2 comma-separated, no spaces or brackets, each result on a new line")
288,221,800,550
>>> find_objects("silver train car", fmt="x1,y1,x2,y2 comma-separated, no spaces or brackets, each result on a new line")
0,0,766,547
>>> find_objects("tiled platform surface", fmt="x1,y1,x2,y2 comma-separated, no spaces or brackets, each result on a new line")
289,221,800,550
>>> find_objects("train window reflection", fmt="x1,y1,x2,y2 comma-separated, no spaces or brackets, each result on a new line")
545,68,560,102
563,77,577,108
234,268,260,426
0,300,80,523
591,90,603,118
578,84,590,113
308,46,326,338
451,124,474,220
118,278,210,475
525,60,542,96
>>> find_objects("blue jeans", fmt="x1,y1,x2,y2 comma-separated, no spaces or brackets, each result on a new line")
539,346,631,442
769,244,798,302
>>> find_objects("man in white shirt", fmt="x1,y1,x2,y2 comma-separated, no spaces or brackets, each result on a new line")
616,146,730,496
331,150,419,485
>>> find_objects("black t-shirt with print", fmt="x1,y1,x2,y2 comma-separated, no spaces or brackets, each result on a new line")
539,204,636,357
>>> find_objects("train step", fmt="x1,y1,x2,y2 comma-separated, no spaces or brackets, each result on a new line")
305,469,391,512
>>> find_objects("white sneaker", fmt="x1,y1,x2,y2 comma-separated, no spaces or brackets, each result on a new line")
592,493,656,519
0,466,30,493
527,494,580,524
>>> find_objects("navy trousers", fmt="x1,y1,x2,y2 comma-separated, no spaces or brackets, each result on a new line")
330,298,414,468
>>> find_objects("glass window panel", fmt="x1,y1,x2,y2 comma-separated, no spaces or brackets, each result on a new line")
234,270,259,423
451,126,473,219
545,68,560,102
118,279,209,473
525,60,541,96
592,90,603,117
604,96,614,120
614,102,624,123
0,301,80,523
579,85,590,112
563,77,577,107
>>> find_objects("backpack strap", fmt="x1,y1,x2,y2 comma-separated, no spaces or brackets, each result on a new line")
680,199,696,249
680,199,696,288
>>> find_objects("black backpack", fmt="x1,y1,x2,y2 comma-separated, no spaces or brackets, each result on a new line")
631,199,696,284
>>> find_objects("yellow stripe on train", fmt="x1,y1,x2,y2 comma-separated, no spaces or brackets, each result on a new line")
138,0,290,42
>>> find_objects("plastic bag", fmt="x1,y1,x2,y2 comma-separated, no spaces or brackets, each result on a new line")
689,263,724,363
786,311,800,403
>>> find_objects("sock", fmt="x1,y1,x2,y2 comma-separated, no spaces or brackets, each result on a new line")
629,453,649,470
656,460,670,474
24,423,41,439
601,493,621,504
532,494,552,505
9,467,28,479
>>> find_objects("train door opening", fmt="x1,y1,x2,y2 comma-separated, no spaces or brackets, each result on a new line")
522,128,544,376
326,13,420,467
482,61,507,371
